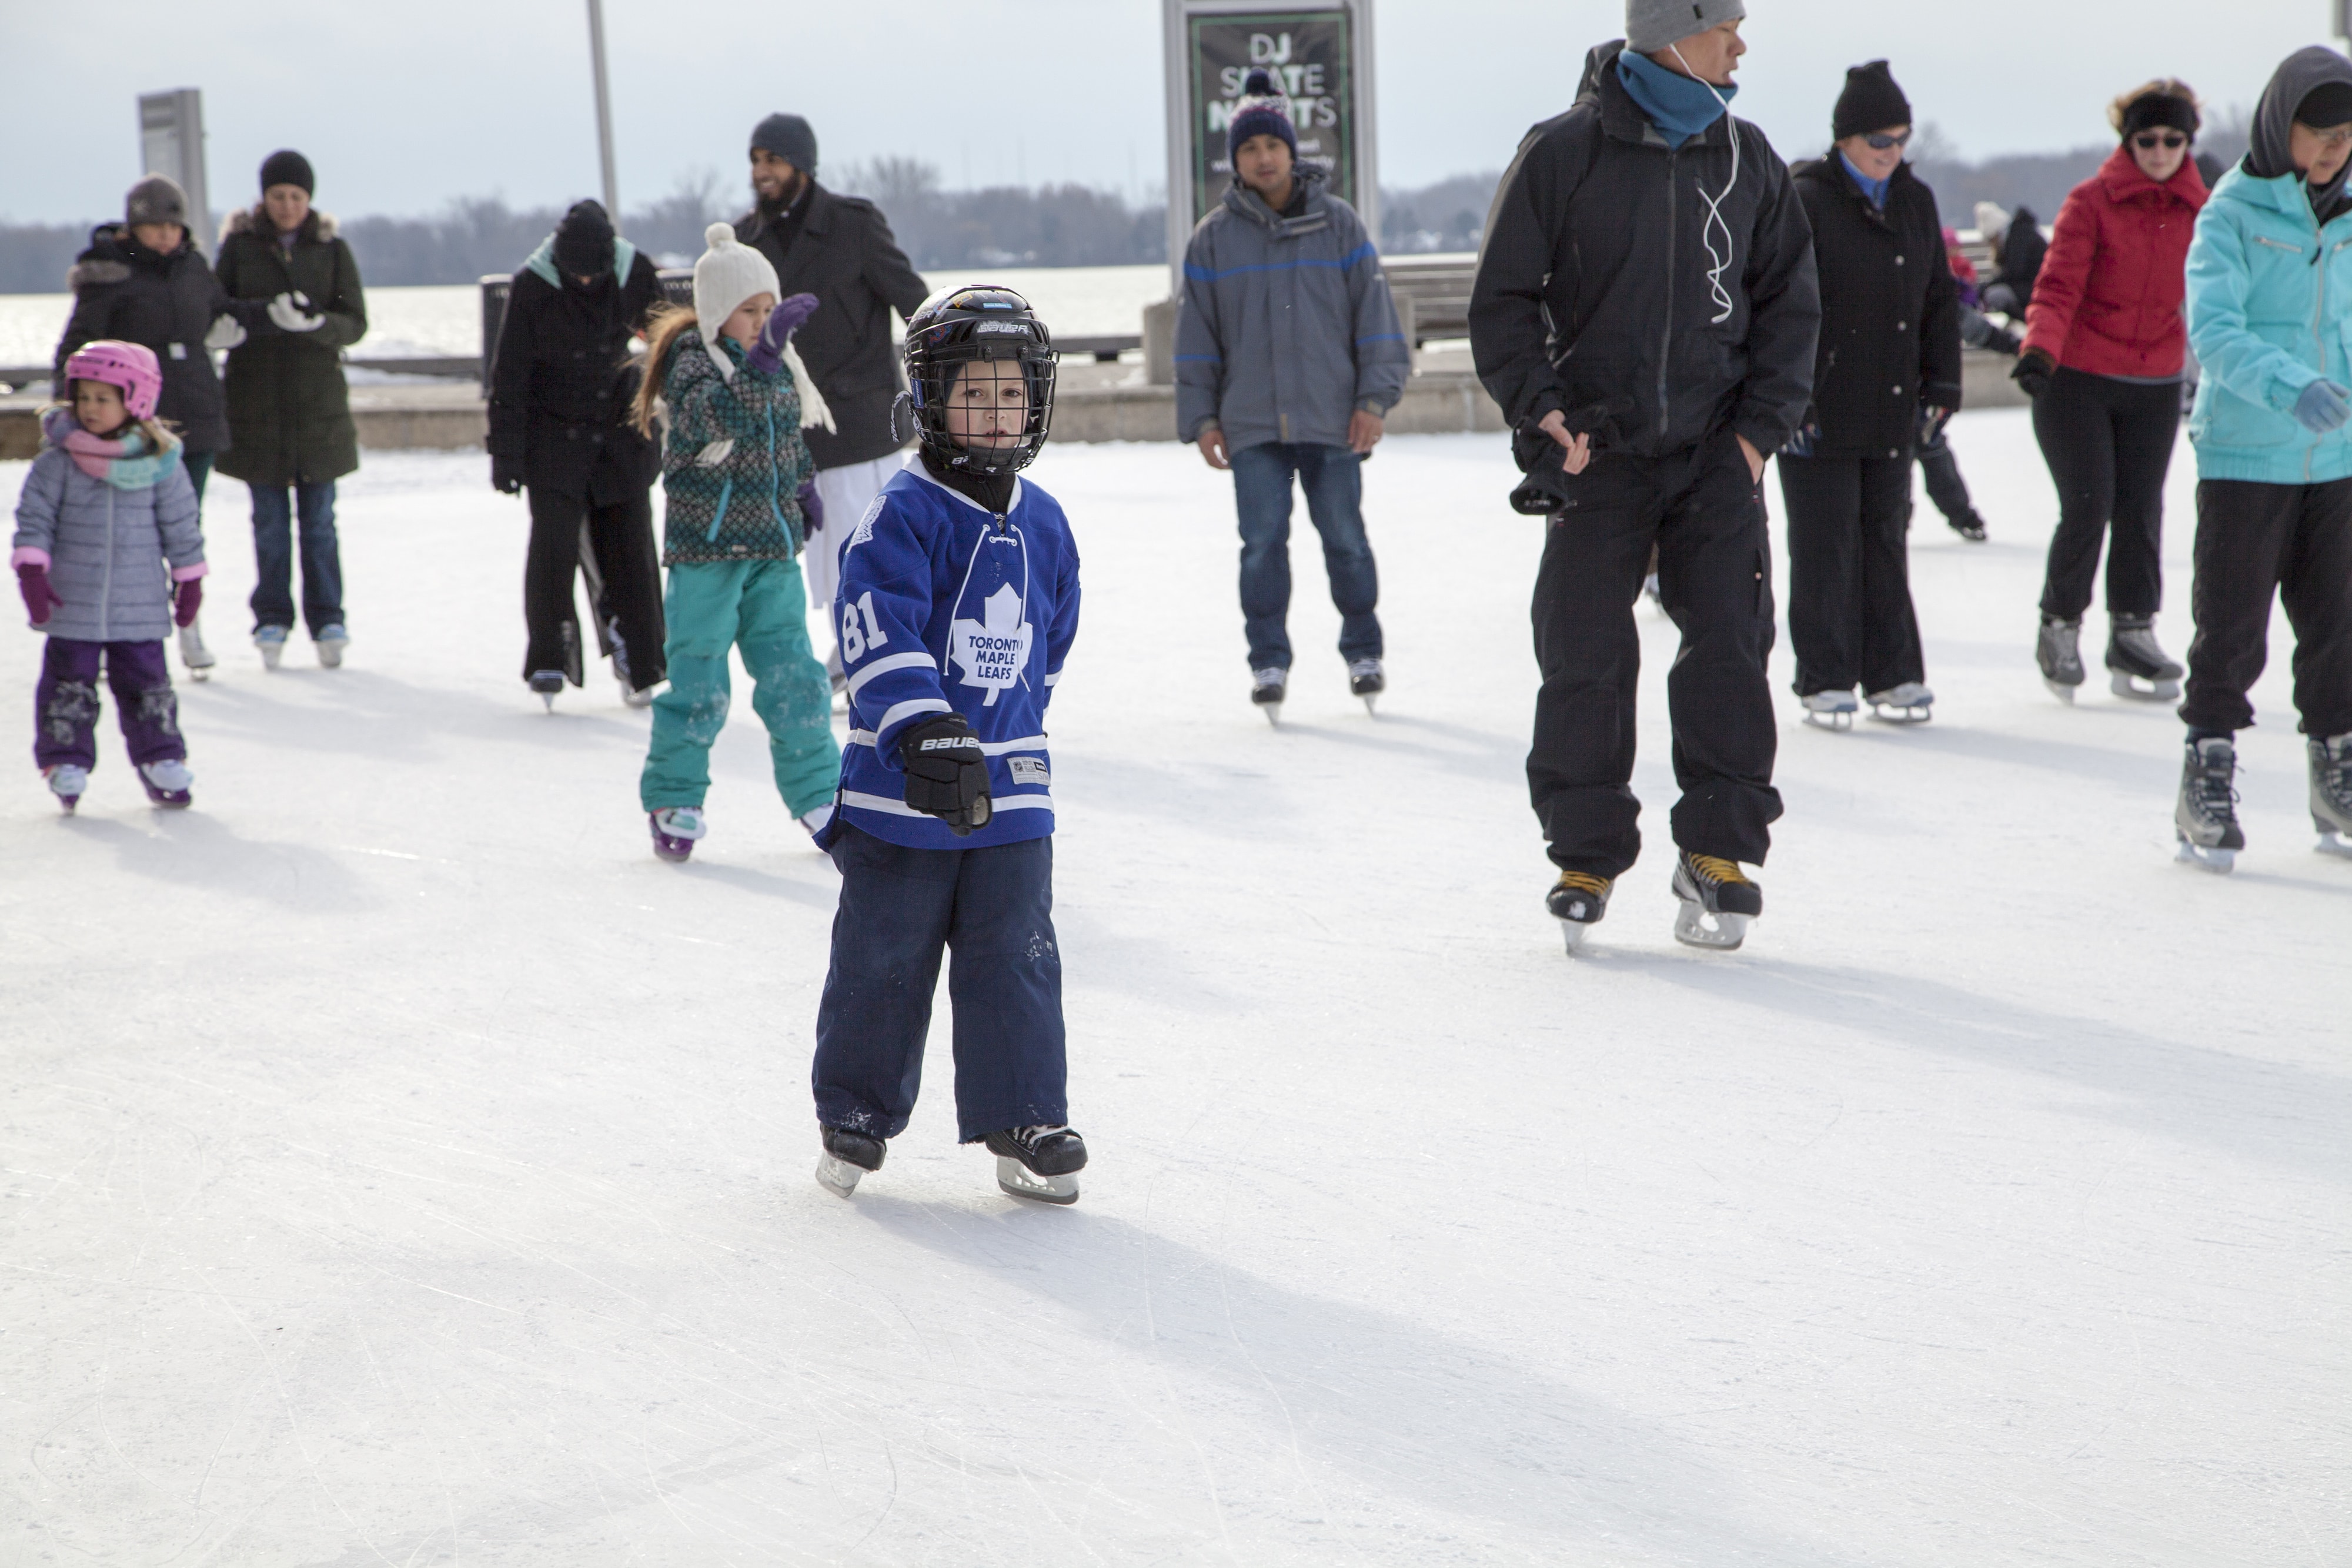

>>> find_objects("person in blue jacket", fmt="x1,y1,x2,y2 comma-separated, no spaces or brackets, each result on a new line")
2174,48,2352,871
808,285,1088,1206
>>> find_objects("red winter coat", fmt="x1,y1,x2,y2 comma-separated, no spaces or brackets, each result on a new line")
2022,146,2208,378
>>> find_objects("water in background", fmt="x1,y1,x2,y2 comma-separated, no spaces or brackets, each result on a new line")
1,263,1172,370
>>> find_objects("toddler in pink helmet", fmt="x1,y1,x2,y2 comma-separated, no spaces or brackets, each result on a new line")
11,339,209,811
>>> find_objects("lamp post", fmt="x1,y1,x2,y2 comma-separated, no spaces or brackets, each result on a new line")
587,0,620,218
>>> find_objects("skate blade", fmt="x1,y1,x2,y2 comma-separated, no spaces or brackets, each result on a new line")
1673,901,1750,951
1867,704,1932,725
2174,836,2236,874
1802,710,1853,731
2043,678,2077,704
1558,918,1596,955
186,668,210,682
540,694,558,713
816,1154,864,1199
1258,704,1282,728
1361,695,1379,716
2315,826,2352,860
2109,671,2180,702
995,1155,1079,1205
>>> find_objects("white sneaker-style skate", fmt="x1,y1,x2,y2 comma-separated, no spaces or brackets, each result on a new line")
315,624,349,669
253,625,288,670
2310,733,2352,858
1802,689,1859,730
177,617,215,681
1866,682,1934,724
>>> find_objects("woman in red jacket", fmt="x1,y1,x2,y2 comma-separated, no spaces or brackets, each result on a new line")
2016,80,2208,703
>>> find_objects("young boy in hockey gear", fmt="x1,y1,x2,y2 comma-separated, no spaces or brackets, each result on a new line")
2177,50,2352,871
808,285,1085,1205
14,342,208,811
629,224,839,863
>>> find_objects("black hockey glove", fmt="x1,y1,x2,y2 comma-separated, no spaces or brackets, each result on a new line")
492,453,524,495
898,714,992,837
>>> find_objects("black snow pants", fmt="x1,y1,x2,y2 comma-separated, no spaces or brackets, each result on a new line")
2179,477,2352,738
1779,454,1925,697
1529,430,1782,878
2032,366,2181,622
524,486,666,692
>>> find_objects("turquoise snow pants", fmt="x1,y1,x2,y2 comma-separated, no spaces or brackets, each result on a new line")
639,559,839,817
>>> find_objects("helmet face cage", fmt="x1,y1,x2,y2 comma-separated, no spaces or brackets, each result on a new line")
904,286,1058,477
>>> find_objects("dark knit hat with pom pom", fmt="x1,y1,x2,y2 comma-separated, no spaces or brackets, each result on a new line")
1227,68,1299,162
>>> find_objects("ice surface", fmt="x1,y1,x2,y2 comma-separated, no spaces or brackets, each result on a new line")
1,415,2346,1565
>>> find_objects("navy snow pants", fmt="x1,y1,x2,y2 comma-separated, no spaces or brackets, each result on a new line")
812,823,1068,1144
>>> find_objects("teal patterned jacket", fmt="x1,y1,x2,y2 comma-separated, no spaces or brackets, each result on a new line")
657,327,811,566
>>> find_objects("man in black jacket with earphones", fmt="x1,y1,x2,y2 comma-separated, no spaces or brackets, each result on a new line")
1470,0,1818,954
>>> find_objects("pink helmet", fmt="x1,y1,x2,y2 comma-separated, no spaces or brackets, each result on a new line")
64,340,162,420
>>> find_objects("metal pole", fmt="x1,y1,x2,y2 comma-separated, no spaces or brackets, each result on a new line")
586,0,620,218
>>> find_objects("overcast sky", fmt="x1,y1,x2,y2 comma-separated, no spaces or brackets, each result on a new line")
0,0,2327,225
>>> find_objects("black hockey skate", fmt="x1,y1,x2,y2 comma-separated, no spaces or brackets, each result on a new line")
2107,615,2182,701
2310,733,2352,858
2037,616,2084,703
984,1125,1087,1204
1546,870,1612,953
1250,667,1286,726
1348,657,1385,714
2174,736,2243,873
528,669,566,713
1671,850,1762,951
815,1125,886,1199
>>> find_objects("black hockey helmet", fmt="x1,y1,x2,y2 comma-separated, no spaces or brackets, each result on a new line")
897,284,1058,476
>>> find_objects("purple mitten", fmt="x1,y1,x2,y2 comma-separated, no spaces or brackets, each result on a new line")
173,577,203,627
746,292,821,375
16,564,64,626
797,478,824,534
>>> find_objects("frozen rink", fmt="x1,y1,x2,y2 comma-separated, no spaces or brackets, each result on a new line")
1,413,2346,1566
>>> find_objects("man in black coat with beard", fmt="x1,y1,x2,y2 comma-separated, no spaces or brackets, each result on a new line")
1469,0,1818,953
733,113,930,681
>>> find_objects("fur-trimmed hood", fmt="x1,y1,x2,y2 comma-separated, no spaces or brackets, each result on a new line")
219,204,340,248
65,223,202,292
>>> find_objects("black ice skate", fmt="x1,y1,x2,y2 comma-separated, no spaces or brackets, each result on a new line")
1348,657,1385,714
984,1125,1087,1204
2107,615,2181,701
1671,850,1762,951
529,669,566,713
2310,733,2352,859
1250,667,1286,726
2037,616,2084,703
1865,681,1934,724
1802,689,1859,730
2174,736,2243,873
816,1125,886,1199
1546,870,1613,953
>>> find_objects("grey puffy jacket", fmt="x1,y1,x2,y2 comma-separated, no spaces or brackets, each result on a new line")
1175,169,1410,450
12,444,205,643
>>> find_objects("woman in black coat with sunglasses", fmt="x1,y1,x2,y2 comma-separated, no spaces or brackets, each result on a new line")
1779,61,1962,728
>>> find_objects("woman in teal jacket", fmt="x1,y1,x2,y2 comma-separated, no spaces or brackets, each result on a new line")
2176,46,2352,870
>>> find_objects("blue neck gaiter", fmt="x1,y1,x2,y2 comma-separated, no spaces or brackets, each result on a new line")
1839,150,1891,209
1616,49,1736,150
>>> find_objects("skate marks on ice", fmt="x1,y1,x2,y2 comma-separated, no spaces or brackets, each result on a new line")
842,1195,1883,1567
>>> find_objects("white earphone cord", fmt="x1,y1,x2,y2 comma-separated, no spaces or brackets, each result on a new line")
1668,43,1741,326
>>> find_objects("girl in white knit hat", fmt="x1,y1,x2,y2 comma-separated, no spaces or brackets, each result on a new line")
627,222,838,863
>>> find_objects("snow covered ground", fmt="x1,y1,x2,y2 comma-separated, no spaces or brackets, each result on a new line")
2,413,2345,1566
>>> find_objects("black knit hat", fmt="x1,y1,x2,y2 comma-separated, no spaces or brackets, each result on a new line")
259,149,314,195
750,113,817,173
553,199,616,279
1833,61,1912,142
2121,94,2200,139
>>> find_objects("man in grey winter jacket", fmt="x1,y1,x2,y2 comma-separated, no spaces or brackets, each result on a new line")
1177,69,1411,713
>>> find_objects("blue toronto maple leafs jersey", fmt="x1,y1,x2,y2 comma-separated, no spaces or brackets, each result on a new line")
824,463,1081,851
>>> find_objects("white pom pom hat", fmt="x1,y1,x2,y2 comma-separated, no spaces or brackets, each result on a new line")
693,221,780,349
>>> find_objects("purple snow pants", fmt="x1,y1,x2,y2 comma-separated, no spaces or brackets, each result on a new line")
34,638,183,770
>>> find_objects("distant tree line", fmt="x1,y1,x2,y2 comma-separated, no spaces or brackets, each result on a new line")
0,118,2258,293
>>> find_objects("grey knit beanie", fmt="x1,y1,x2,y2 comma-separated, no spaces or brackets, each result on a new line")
1626,0,1746,56
124,175,188,228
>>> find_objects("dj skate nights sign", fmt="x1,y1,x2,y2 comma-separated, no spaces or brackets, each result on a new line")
1187,12,1357,222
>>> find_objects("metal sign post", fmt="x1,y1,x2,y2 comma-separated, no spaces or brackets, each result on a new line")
1161,0,1378,295
137,89,210,246
587,0,620,219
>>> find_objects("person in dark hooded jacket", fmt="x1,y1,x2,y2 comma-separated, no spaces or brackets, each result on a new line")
1468,0,1819,952
487,199,666,706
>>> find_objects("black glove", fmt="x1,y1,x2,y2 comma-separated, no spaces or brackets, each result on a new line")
898,713,991,836
1917,403,1954,446
2012,349,2056,400
492,454,524,495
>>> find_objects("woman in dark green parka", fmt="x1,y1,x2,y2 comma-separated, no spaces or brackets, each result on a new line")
214,149,366,669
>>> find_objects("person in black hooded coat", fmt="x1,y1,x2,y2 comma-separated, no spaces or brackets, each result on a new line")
487,200,666,704
1778,62,1960,723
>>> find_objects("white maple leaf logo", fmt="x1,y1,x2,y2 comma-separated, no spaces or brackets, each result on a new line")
949,583,1034,705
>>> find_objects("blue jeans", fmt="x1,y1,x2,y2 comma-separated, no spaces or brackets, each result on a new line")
1231,441,1381,670
249,481,343,634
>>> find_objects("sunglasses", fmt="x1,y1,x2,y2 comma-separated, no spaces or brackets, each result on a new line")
1863,129,1912,151
2132,132,2189,151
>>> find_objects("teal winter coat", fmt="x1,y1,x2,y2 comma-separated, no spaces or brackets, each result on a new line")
2185,164,2352,485
656,327,811,566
